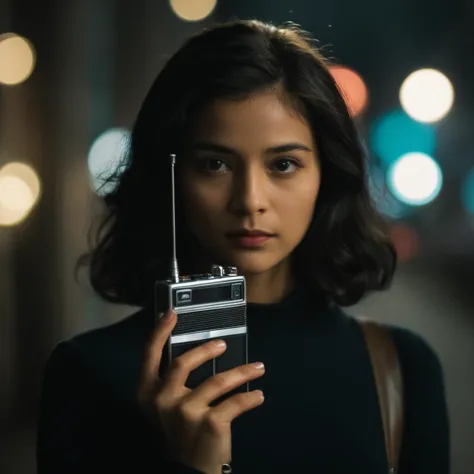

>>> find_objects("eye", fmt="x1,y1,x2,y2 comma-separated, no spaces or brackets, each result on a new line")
271,158,301,174
198,158,230,174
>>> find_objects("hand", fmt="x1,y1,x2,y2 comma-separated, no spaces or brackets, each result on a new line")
137,309,265,474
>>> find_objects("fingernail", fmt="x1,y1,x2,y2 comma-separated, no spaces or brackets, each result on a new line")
214,339,226,348
161,309,175,323
255,390,265,400
253,362,265,370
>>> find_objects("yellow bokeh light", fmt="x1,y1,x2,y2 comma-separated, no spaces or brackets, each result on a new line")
169,0,217,22
0,162,41,226
0,176,34,211
0,33,36,85
0,162,41,200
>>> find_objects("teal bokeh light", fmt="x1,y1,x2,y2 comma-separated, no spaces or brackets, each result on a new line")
370,109,436,165
461,168,474,215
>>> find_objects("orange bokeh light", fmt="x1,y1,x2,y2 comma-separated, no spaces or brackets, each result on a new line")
390,223,420,262
330,65,369,117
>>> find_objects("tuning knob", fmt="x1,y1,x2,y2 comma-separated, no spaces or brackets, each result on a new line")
211,264,224,277
224,266,238,276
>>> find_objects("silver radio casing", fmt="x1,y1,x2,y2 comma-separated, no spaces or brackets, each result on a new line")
155,266,248,395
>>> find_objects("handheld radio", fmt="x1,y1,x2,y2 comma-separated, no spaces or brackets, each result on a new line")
155,154,249,394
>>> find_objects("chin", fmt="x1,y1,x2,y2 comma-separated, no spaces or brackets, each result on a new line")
222,251,288,276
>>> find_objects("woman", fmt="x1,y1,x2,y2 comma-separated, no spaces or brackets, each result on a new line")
37,20,449,474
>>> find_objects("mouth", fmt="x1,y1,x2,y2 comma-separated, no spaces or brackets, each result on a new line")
225,229,276,248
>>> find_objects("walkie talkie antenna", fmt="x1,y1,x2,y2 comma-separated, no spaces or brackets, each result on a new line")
170,154,180,283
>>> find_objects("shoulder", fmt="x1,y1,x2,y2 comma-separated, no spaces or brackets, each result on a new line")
381,327,449,468
364,322,447,411
386,324,444,381
346,314,444,377
346,315,446,397
386,325,448,419
69,307,154,362
43,307,154,399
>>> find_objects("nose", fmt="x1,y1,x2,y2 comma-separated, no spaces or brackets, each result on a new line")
229,163,268,216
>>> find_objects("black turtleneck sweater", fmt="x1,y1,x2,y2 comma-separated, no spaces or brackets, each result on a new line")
37,289,449,474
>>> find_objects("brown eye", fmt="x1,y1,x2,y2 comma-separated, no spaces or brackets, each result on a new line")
198,158,230,173
272,158,300,174
209,159,226,171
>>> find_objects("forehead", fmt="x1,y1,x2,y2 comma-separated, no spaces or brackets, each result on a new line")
188,92,314,148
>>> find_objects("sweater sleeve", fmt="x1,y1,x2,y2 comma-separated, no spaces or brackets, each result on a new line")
389,327,450,474
37,341,204,474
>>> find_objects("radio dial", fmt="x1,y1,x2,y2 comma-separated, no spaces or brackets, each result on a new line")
211,264,224,277
224,266,238,276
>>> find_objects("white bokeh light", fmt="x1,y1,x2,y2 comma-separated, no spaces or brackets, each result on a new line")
0,162,41,226
169,0,217,22
387,152,443,206
87,128,130,196
400,69,454,123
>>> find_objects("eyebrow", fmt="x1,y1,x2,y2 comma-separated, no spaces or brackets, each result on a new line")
189,142,313,155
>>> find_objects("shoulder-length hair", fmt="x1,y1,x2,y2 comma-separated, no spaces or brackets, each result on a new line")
79,20,396,308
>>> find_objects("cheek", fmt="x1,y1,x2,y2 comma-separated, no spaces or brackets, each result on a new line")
181,180,227,229
276,175,320,239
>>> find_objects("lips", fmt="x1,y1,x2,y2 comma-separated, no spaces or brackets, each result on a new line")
226,229,276,248
226,229,275,238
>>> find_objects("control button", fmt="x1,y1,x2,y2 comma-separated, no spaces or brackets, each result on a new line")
224,266,238,276
231,283,243,300
176,289,192,305
211,264,224,277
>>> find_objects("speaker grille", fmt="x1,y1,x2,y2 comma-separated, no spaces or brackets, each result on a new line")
173,305,246,335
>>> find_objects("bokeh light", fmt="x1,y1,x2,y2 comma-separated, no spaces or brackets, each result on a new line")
370,109,436,166
330,65,368,116
368,166,413,219
169,0,217,22
461,168,474,215
387,152,443,206
390,222,420,262
88,127,130,196
0,33,36,85
0,162,41,226
400,68,454,123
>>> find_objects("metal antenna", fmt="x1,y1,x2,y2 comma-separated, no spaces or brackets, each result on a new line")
170,154,180,283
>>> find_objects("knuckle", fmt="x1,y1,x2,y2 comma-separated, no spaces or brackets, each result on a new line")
153,391,166,408
153,392,172,415
231,392,250,409
178,403,200,424
212,372,230,390
146,336,164,358
204,412,224,433
169,356,186,372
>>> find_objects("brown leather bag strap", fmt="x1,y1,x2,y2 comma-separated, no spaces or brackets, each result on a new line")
356,318,404,474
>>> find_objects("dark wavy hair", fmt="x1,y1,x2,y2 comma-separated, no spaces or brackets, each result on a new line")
79,19,396,308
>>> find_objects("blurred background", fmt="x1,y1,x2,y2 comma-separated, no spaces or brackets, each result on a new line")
0,0,473,472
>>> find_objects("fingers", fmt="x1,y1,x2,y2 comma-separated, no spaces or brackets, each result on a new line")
207,390,265,426
137,309,177,404
162,339,228,392
187,362,265,406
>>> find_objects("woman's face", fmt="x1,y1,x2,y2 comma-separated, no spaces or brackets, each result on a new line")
180,91,321,277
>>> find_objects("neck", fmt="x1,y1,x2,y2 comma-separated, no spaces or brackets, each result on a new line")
244,259,295,304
